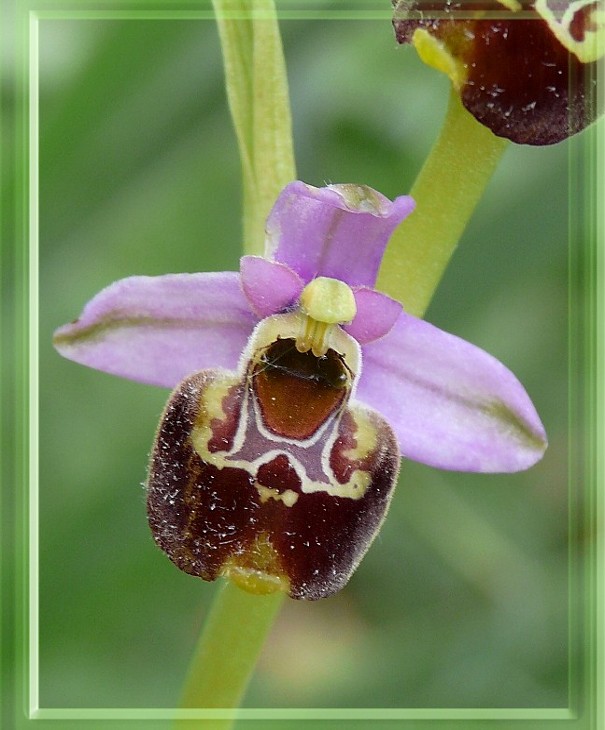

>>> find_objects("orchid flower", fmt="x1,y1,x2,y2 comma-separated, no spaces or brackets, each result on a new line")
54,181,547,600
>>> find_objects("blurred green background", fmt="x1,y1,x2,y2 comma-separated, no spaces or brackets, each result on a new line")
37,12,573,715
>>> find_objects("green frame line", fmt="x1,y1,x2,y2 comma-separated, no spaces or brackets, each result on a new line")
3,0,601,726
32,708,576,721
27,6,41,722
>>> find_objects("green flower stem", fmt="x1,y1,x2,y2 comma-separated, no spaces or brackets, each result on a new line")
377,88,508,318
177,582,284,726
176,4,291,724
212,0,296,256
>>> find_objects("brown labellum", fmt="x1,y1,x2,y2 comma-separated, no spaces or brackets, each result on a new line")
147,318,400,600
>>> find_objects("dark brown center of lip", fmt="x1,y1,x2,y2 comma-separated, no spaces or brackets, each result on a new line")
252,338,351,440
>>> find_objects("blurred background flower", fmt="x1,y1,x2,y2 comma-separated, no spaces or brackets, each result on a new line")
40,15,573,714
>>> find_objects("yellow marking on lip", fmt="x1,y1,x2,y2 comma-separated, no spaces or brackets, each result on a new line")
220,533,289,595
343,408,378,462
256,483,299,506
194,375,238,438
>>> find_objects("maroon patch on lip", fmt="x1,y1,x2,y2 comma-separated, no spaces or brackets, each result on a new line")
329,408,375,485
147,368,401,600
252,338,349,440
256,454,303,493
393,0,603,145
569,2,599,41
207,381,244,453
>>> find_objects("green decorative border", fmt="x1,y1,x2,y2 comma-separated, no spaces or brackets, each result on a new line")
1,0,602,726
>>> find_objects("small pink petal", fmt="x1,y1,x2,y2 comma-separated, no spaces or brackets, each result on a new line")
345,287,403,344
240,256,304,318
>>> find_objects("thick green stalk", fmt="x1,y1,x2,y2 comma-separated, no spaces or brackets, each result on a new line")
212,0,296,255
177,582,284,728
377,88,508,317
